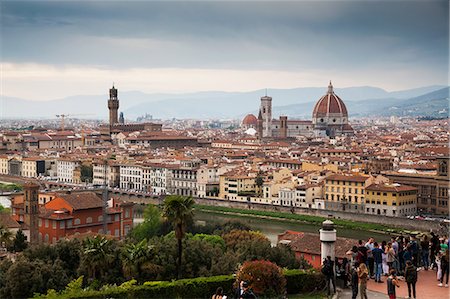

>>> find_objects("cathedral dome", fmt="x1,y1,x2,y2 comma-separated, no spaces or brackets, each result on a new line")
242,114,258,126
312,82,348,118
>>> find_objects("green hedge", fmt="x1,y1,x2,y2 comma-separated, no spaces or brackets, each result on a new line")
36,271,325,298
195,204,394,232
284,270,326,294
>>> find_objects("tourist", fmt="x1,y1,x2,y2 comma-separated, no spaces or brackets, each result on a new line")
387,269,400,299
365,238,375,279
347,245,360,268
342,257,350,288
357,263,368,299
322,256,336,296
351,262,359,299
403,245,413,268
430,232,440,268
212,287,226,299
358,240,368,265
438,249,449,287
372,242,384,283
386,242,395,271
409,235,419,267
235,281,244,298
405,260,417,299
391,237,399,256
420,235,430,270
440,238,449,254
397,236,405,275
382,241,389,275
240,281,256,299
436,252,442,282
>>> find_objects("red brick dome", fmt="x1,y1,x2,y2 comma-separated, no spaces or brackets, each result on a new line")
312,82,348,118
242,114,258,126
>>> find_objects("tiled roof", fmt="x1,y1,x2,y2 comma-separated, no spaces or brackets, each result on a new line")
55,192,103,210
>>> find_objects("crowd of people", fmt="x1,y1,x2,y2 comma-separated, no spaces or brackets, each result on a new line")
323,232,450,299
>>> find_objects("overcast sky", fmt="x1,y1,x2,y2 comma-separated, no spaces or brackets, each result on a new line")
1,0,448,101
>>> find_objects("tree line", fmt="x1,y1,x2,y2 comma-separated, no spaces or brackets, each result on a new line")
0,195,310,298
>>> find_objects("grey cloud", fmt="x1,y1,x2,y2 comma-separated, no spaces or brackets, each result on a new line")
1,1,448,76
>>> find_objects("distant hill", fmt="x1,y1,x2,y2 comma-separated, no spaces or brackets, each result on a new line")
273,87,449,119
0,85,446,119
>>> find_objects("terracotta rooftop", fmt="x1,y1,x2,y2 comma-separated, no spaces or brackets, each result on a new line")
53,192,103,210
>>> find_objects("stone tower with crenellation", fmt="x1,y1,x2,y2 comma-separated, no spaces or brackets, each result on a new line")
108,85,119,127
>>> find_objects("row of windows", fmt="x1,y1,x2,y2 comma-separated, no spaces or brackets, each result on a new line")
328,180,363,186
326,194,364,202
327,187,363,194
38,214,121,228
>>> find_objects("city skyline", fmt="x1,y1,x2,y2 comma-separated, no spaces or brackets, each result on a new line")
1,1,448,102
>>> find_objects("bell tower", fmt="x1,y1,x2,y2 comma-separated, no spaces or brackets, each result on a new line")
108,85,119,127
23,182,39,245
258,92,272,138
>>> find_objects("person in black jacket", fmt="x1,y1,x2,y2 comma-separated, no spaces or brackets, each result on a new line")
322,256,336,296
405,260,417,299
240,282,256,299
351,262,359,299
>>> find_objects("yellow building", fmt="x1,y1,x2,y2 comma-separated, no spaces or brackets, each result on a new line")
365,183,417,217
219,172,257,201
262,168,295,204
323,174,372,212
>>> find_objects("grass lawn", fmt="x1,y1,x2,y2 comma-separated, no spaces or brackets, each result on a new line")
288,292,328,299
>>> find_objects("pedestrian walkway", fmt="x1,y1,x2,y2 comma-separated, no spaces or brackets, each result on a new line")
339,269,449,299
340,288,393,299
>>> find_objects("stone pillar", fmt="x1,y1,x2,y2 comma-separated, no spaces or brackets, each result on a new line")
320,219,336,262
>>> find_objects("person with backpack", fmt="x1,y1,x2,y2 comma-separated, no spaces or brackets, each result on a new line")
405,260,417,299
387,269,400,299
322,256,336,296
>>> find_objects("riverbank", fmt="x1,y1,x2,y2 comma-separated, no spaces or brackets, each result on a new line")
195,204,422,236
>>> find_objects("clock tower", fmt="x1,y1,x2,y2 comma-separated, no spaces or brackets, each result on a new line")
108,85,119,127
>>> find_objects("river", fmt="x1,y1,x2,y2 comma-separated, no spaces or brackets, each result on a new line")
193,210,390,245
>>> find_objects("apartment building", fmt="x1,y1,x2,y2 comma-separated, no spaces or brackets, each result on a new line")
120,164,143,191
364,183,417,217
57,158,81,183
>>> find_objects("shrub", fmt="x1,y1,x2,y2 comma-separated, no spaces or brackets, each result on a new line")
235,260,286,297
35,269,325,299
284,269,326,294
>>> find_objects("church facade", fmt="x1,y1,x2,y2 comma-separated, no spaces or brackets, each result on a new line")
250,82,353,139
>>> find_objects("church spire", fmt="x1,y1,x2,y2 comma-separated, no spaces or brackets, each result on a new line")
328,80,333,94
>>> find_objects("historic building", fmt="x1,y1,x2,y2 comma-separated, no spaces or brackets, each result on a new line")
254,82,353,139
101,85,162,136
384,156,449,215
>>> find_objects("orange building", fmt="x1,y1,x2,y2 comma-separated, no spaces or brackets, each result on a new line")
278,230,357,269
12,191,133,244
38,192,133,244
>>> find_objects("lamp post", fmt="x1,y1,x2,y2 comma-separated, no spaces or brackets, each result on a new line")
320,219,337,262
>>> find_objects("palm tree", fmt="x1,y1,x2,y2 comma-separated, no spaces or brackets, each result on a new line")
122,239,152,280
82,236,114,280
162,195,195,279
